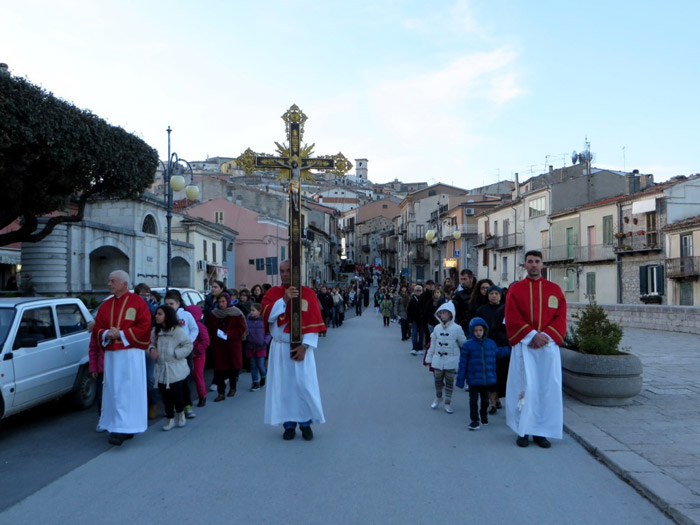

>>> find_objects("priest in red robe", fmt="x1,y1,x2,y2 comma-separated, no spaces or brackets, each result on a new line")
505,250,567,449
262,260,326,441
93,270,152,446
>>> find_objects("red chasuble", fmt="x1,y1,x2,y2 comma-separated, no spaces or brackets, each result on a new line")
261,285,326,335
505,276,567,346
94,292,152,351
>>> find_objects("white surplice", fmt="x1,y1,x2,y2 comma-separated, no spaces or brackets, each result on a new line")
264,298,325,426
505,330,563,439
99,349,148,434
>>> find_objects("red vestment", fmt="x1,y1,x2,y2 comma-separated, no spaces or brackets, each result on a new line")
94,292,152,351
261,285,326,335
505,276,567,346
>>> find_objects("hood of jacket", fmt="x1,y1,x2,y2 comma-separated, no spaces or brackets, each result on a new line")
434,301,456,326
184,304,203,323
468,316,489,339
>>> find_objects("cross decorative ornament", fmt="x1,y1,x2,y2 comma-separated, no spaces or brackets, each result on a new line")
236,104,352,346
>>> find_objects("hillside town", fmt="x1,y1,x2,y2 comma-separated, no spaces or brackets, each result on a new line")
2,148,699,307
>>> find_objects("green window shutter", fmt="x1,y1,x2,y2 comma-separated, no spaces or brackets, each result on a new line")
603,216,613,245
639,265,648,295
656,264,665,295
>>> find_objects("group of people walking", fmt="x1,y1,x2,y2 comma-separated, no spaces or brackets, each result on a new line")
89,264,325,446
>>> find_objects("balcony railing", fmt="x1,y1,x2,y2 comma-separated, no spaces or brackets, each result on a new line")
493,232,523,251
442,224,478,239
361,244,370,253
577,243,615,262
666,256,700,278
542,244,577,262
613,234,662,253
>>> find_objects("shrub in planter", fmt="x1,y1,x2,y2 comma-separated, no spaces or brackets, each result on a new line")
566,303,623,355
562,303,642,406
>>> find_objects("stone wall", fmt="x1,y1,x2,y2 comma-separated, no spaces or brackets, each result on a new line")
567,302,700,335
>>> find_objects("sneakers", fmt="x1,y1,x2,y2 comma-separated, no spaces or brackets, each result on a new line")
250,383,260,392
300,426,313,441
197,397,206,407
444,403,454,414
184,406,196,419
260,377,266,387
177,412,187,428
430,398,442,409
283,428,296,440
481,415,489,426
516,435,530,447
533,436,551,449
162,419,175,431
410,350,420,356
488,406,497,415
468,421,480,431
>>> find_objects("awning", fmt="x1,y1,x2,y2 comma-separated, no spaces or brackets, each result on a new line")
0,250,21,265
632,198,656,214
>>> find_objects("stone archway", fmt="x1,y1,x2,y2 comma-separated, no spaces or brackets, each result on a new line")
90,246,129,290
171,256,191,288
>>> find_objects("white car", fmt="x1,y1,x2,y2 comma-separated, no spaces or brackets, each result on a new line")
0,297,96,421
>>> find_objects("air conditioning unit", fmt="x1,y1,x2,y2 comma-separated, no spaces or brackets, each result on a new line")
196,260,207,271
464,207,475,216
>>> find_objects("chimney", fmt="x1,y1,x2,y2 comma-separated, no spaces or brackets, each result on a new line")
514,172,520,199
549,165,553,173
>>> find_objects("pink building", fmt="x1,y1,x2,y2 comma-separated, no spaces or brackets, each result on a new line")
187,198,287,288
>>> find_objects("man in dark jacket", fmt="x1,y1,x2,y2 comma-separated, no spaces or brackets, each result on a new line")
452,269,474,330
406,284,424,355
317,285,334,332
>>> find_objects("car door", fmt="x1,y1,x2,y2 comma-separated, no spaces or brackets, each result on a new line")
55,302,90,369
11,305,69,408
0,308,17,410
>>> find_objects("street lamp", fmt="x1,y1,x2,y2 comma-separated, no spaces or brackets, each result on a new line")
425,226,441,283
453,229,462,273
161,126,199,290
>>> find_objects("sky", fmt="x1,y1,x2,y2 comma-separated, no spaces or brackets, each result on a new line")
3,0,700,187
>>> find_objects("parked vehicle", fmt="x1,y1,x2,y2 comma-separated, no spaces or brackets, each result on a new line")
150,288,205,308
0,297,96,421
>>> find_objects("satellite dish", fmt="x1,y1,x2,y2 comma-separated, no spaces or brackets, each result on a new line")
572,151,578,164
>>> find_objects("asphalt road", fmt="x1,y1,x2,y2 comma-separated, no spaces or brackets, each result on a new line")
0,309,670,524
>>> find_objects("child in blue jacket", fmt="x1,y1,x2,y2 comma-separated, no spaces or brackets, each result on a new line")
456,317,511,430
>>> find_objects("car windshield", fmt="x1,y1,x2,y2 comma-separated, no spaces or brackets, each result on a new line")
0,308,16,346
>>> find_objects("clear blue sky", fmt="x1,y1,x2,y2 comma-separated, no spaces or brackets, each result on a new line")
3,1,699,186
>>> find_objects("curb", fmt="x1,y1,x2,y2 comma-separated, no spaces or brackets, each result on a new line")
564,422,700,525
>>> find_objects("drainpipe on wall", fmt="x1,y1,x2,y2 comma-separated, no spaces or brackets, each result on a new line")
616,201,623,303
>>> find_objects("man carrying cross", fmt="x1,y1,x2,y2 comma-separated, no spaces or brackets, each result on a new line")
261,260,326,440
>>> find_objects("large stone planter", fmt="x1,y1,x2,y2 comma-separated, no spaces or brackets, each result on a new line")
560,347,643,406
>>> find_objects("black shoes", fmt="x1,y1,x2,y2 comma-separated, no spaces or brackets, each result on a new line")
260,377,266,387
516,435,530,448
108,433,128,446
301,426,313,441
496,401,503,409
197,397,206,407
533,436,551,449
488,406,497,415
283,428,296,440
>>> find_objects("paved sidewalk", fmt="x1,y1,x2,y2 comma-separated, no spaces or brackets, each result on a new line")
563,328,700,525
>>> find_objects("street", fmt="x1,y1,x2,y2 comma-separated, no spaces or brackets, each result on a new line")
0,308,669,524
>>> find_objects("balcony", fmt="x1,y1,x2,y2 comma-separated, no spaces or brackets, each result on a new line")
577,243,615,262
412,257,428,264
666,256,700,278
442,224,478,239
361,244,370,253
613,233,662,254
474,233,495,246
542,244,577,263
493,233,523,251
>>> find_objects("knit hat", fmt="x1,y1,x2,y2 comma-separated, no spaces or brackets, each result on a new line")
487,285,502,296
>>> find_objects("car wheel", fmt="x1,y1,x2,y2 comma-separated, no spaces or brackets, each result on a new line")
71,366,96,410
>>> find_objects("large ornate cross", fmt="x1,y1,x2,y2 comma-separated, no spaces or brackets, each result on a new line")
237,104,351,346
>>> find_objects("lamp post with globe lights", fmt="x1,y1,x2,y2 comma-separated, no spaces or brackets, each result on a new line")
161,126,199,290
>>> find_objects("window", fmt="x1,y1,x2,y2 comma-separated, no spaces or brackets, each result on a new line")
281,246,286,261
493,221,498,236
212,243,217,263
602,215,613,245
265,257,278,276
428,190,436,196
482,248,489,267
56,304,88,336
492,253,497,270
681,234,693,257
528,197,546,218
502,256,508,280
203,240,208,261
214,211,224,224
565,269,575,292
586,272,596,297
640,264,664,295
15,307,57,349
503,219,510,236
646,212,658,246
255,258,265,271
142,215,157,234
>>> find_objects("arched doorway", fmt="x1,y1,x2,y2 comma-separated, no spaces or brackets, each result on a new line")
90,246,129,290
172,256,191,288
